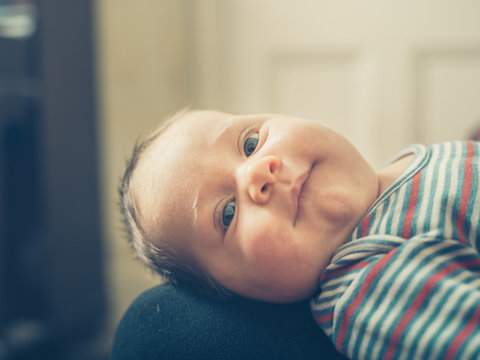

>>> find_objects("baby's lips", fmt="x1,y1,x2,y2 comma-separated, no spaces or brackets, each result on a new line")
292,167,311,223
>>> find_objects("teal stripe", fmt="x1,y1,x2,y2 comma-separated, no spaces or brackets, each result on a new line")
332,255,386,353
357,242,427,357
397,174,414,236
391,251,480,359
385,190,400,235
321,280,356,293
415,260,480,359
408,166,426,237
362,242,458,359
422,143,444,233
346,242,417,356
311,306,334,317
368,202,383,234
433,278,480,360
376,243,473,359
373,199,391,233
455,298,480,359
437,143,456,238
416,289,470,359
367,210,376,235
464,142,479,248
330,238,401,267
451,142,468,240
355,215,366,239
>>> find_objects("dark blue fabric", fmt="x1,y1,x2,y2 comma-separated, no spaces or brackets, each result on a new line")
111,284,345,360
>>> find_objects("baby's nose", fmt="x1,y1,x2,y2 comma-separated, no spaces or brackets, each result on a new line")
240,155,282,204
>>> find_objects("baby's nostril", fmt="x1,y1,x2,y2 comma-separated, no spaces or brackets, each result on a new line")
261,185,267,192
269,162,276,173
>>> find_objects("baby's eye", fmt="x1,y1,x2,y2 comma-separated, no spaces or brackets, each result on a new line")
243,133,259,157
222,200,236,228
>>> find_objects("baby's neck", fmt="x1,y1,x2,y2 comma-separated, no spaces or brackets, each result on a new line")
376,153,415,197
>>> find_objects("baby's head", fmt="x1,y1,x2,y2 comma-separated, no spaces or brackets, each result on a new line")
120,110,379,303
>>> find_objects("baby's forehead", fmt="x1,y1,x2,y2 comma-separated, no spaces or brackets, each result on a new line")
173,109,230,128
150,110,234,156
132,109,233,215
131,118,209,230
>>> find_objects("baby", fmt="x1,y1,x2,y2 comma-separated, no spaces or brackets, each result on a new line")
120,110,480,359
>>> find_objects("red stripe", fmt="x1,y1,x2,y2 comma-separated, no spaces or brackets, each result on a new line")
335,250,397,350
320,261,370,282
402,171,421,239
384,257,480,359
314,312,334,324
361,215,371,237
456,141,474,244
444,300,480,359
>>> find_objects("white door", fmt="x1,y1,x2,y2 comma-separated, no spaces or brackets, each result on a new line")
191,0,480,167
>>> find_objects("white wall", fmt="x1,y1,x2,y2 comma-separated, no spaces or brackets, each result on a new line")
95,0,191,340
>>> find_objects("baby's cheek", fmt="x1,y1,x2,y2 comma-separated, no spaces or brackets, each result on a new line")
238,220,292,265
305,183,358,225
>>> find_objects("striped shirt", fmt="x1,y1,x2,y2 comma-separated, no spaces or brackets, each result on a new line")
311,141,480,360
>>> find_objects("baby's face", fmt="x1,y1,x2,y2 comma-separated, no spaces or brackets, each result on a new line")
133,111,379,302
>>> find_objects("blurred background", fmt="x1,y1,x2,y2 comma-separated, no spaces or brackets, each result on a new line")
0,0,479,359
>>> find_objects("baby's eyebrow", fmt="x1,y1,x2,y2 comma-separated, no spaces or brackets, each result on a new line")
210,116,239,147
192,192,199,226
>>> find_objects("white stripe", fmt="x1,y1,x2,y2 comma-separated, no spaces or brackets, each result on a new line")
428,143,451,234
403,249,480,359
389,183,408,236
469,191,480,251
352,240,428,358
412,172,429,235
468,146,480,250
319,272,359,295
427,278,480,360
461,316,480,360
377,191,397,234
413,145,437,235
361,240,457,359
443,142,462,239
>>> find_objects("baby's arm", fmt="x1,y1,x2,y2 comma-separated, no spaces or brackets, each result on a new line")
316,237,480,360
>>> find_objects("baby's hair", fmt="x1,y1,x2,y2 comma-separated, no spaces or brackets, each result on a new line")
118,109,232,301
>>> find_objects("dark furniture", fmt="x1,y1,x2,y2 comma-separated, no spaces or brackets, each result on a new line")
111,284,346,360
0,1,105,359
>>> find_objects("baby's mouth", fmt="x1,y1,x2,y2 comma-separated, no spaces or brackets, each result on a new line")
292,166,312,225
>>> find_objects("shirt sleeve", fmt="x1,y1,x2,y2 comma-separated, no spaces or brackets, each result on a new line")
319,237,480,360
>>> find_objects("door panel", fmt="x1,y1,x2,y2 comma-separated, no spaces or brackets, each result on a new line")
416,49,480,144
192,0,480,166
